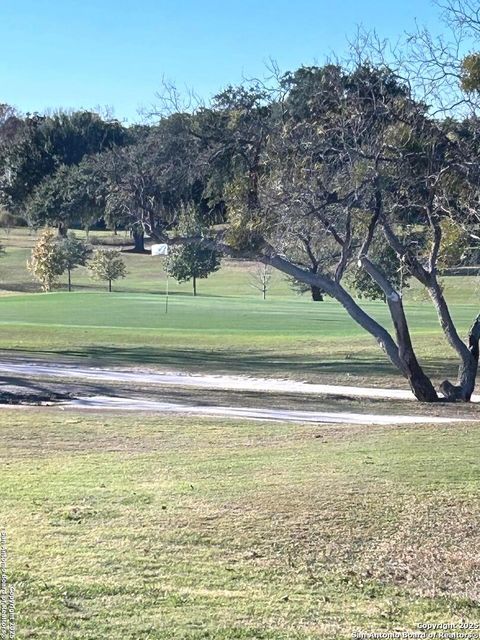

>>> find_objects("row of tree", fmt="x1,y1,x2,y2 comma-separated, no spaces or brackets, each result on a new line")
3,1,480,401
27,230,127,292
25,228,222,295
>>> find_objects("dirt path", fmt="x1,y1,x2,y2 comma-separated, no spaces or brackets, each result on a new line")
66,395,465,425
0,359,472,425
1,359,471,401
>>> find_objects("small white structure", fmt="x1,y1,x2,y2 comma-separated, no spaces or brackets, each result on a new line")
151,244,170,312
151,243,169,256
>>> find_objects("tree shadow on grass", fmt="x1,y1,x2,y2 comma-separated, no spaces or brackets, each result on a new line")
0,374,122,401
0,282,40,293
0,345,461,386
0,281,231,298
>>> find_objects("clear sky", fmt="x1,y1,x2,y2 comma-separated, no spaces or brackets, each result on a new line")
1,0,444,123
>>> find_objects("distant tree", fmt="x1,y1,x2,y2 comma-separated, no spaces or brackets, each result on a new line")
0,206,18,236
0,111,128,215
165,243,221,296
0,104,23,177
98,117,202,252
288,277,325,301
0,104,22,146
164,207,221,296
88,249,126,292
25,158,104,236
249,263,273,300
60,232,89,291
27,228,66,292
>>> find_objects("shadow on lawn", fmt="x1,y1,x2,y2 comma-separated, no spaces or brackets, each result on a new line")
0,281,230,297
0,345,462,384
0,281,40,293
0,374,120,399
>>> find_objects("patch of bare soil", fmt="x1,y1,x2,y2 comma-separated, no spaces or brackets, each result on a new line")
360,494,480,602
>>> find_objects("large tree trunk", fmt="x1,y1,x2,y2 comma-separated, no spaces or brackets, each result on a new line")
311,286,323,302
193,276,197,296
67,269,72,292
459,316,480,399
132,228,145,252
388,291,439,402
58,221,68,237
425,281,480,401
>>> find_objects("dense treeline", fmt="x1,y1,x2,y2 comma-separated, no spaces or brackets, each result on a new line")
3,0,480,402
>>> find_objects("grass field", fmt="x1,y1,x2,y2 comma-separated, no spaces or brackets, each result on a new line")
2,409,480,639
0,228,479,386
2,229,480,637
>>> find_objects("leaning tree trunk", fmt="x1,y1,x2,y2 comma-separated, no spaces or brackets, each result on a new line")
360,256,439,402
267,253,405,375
440,315,480,401
311,286,323,302
388,292,439,402
426,280,480,401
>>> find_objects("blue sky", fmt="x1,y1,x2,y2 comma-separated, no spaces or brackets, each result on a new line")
1,0,444,122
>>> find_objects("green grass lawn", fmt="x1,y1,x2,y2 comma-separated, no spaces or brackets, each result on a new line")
0,290,477,386
0,228,479,386
1,409,480,639
1,231,480,638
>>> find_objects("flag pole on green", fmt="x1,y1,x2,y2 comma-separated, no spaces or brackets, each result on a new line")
151,244,169,314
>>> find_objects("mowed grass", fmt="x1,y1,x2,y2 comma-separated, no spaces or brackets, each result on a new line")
1,230,480,639
1,409,480,639
0,228,479,385
0,291,478,385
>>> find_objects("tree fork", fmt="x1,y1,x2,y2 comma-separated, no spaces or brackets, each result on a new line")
359,256,438,402
381,221,477,401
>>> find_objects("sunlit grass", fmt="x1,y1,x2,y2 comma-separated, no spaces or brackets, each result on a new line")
1,410,480,638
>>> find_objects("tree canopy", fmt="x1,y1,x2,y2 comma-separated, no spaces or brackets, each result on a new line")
0,110,129,231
